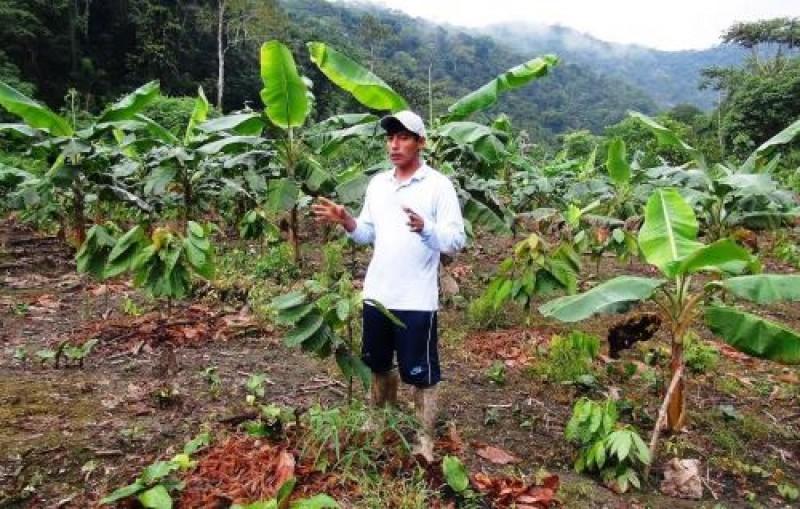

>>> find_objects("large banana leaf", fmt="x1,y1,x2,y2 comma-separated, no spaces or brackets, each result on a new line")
260,41,310,129
0,123,39,137
752,117,800,158
435,122,507,163
0,82,72,136
706,305,800,364
606,138,630,188
97,81,160,123
267,177,298,212
629,111,705,169
666,239,756,276
539,276,665,322
446,55,558,121
638,188,703,277
317,121,381,156
199,112,265,136
133,115,180,145
462,195,512,235
184,87,210,145
718,274,800,304
307,42,407,112
196,135,262,155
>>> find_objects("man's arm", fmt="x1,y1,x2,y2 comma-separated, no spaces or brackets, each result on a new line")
417,179,466,254
311,196,375,244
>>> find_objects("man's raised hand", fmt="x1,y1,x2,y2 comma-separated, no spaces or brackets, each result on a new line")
312,197,355,231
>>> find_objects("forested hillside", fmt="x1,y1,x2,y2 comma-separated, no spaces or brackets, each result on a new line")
0,0,657,140
483,23,749,110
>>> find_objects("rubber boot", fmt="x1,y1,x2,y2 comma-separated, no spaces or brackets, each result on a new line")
362,370,399,432
372,370,399,407
411,385,438,462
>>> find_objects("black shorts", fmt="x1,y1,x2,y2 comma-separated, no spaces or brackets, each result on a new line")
361,304,440,387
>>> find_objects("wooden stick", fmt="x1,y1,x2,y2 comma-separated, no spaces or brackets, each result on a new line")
646,363,685,478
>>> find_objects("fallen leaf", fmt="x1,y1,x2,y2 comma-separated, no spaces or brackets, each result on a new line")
476,445,520,465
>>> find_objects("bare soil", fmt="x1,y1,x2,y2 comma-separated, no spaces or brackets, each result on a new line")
1,219,798,508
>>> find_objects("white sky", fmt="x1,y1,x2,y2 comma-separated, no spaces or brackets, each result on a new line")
342,0,800,51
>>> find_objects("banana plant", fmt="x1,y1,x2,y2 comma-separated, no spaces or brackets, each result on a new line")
476,233,580,325
540,188,800,444
104,221,215,312
270,275,373,399
631,112,800,240
0,81,160,244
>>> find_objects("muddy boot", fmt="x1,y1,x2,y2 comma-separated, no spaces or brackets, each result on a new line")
411,385,438,462
362,370,399,432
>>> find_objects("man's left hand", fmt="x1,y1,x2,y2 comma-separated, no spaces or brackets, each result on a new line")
402,207,424,233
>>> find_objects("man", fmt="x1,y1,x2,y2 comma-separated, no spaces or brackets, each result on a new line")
312,110,466,461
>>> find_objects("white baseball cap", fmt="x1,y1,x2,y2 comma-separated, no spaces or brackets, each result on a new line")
380,110,426,138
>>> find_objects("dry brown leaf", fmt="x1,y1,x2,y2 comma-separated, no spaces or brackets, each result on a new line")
476,445,520,465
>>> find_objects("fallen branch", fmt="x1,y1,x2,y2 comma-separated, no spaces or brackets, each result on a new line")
646,363,684,478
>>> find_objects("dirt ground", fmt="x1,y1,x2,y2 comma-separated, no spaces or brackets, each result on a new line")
1,219,798,508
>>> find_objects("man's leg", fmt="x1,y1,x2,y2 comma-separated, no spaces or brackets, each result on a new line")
395,310,440,462
362,304,399,409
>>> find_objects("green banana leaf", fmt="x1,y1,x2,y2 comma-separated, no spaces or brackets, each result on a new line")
98,81,160,123
718,274,800,304
184,87,210,145
706,305,800,365
750,116,800,161
462,195,512,235
267,177,299,212
260,41,310,129
666,239,756,276
446,55,558,121
196,135,262,155
435,121,507,163
539,276,665,322
0,123,40,137
199,112,265,136
0,81,72,136
307,42,407,112
133,115,181,145
606,138,630,188
629,111,705,169
638,188,703,277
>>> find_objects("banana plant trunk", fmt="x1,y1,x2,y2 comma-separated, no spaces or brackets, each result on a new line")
72,179,86,246
289,205,300,266
182,167,192,230
667,336,686,431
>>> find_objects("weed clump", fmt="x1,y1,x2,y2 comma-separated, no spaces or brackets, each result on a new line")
534,330,600,382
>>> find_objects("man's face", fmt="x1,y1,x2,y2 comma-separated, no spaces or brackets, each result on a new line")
386,131,424,169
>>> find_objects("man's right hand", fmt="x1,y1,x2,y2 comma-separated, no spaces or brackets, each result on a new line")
312,197,356,232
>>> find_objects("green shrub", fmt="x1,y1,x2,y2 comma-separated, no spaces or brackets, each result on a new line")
140,95,217,136
565,398,650,493
254,243,299,284
684,332,719,374
536,330,600,382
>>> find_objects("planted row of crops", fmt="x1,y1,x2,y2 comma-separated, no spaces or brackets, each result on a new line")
1,36,799,507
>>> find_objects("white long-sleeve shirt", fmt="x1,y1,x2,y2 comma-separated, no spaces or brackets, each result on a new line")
348,163,466,311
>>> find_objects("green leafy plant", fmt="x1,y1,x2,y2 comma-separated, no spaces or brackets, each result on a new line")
535,331,600,383
565,398,650,493
541,187,800,461
298,402,413,475
231,478,338,509
485,361,506,385
106,221,215,309
476,233,580,326
100,432,211,508
0,81,159,244
254,243,299,284
442,455,484,507
683,332,720,374
271,273,382,399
